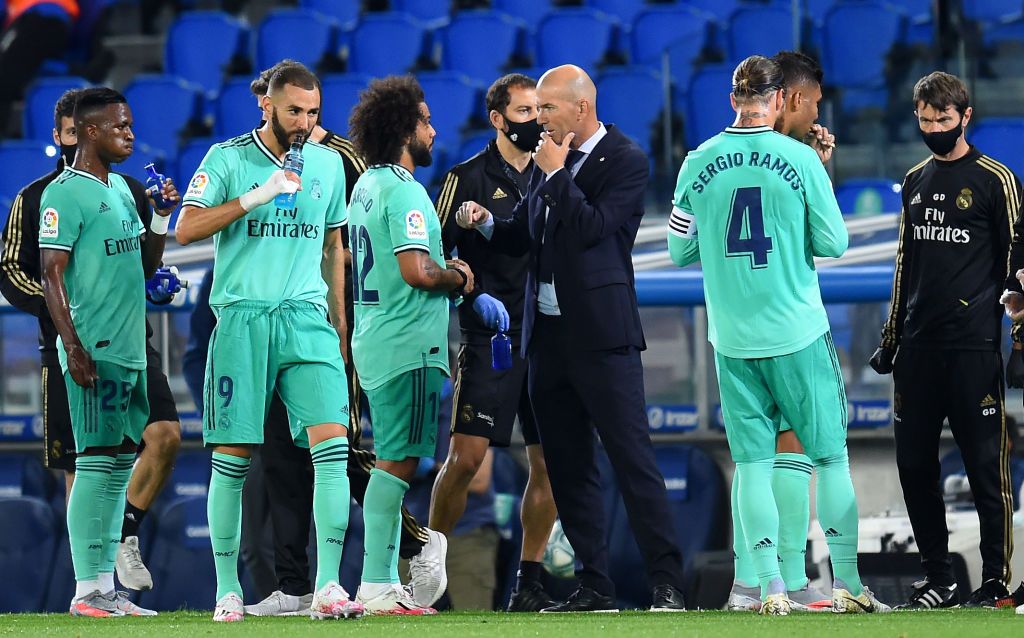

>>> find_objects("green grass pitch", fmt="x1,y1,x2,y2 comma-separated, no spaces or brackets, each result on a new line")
0,609,1021,637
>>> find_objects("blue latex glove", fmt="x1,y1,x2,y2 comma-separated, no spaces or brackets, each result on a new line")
473,294,509,332
146,266,184,305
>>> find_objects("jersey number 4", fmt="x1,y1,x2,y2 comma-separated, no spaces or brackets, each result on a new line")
726,187,773,269
350,224,380,304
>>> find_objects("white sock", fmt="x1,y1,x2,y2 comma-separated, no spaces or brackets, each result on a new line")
75,579,100,599
359,582,392,599
98,571,115,595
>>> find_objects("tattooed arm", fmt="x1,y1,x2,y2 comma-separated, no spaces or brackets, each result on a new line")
396,250,475,294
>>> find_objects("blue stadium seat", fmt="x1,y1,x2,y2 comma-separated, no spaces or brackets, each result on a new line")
176,138,217,190
256,8,338,72
300,0,360,26
597,68,662,153
801,0,838,24
417,72,481,149
0,453,54,500
835,178,902,216
321,74,370,134
215,78,260,138
727,6,795,65
22,76,90,142
631,6,708,89
984,14,1024,47
971,118,1024,180
682,0,740,23
137,496,216,611
493,0,553,24
347,13,425,77
685,65,734,148
43,530,75,612
123,75,201,159
963,0,1023,23
158,449,212,507
458,130,495,164
821,1,904,90
535,9,616,74
0,497,59,612
0,141,57,208
165,11,247,99
586,0,645,25
440,11,525,84
392,0,451,25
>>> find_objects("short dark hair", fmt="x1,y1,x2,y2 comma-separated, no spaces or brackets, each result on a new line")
268,62,320,95
772,51,823,89
913,71,970,115
349,75,425,166
251,59,304,96
54,88,85,131
73,87,127,126
731,55,784,102
485,73,537,116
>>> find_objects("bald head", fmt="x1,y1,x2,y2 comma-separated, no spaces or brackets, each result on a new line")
536,65,600,147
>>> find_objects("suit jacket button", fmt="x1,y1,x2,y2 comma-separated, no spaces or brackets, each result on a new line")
543,195,556,206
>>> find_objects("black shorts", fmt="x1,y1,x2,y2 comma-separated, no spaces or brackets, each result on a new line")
451,343,539,447
42,343,179,471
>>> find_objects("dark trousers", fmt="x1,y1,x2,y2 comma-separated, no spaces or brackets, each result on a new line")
527,314,685,596
262,379,429,596
893,347,1014,586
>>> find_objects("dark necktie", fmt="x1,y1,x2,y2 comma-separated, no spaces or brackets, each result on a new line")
538,150,586,283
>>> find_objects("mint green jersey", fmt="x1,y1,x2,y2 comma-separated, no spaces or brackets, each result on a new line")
667,125,848,359
349,164,450,390
182,130,348,308
38,167,146,371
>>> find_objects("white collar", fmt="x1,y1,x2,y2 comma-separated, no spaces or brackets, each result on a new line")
576,122,607,155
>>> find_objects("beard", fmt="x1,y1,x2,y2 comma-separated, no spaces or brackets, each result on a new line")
409,138,432,167
271,108,306,149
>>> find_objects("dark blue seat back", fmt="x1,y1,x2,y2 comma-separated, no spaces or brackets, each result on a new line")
0,497,59,612
418,72,481,148
176,138,218,190
300,0,360,26
0,142,57,208
685,65,734,147
835,178,902,216
256,8,336,71
586,0,645,24
348,13,425,76
165,11,247,97
458,130,495,165
493,0,553,24
597,68,662,154
822,1,904,89
0,453,54,500
215,78,259,138
631,7,708,88
441,11,524,84
535,9,615,74
321,74,370,135
727,6,795,65
137,495,216,610
23,76,90,141
972,118,1024,180
123,75,200,158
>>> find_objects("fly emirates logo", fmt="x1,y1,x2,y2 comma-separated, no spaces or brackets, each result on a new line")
912,199,971,245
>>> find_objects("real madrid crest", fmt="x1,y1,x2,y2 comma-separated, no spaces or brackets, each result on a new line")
956,187,972,210
311,177,323,200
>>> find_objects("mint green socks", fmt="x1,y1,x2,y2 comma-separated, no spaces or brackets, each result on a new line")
311,438,351,591
208,452,250,599
735,460,785,598
773,453,813,591
730,473,758,588
97,453,134,584
361,468,409,584
815,453,863,596
68,455,115,585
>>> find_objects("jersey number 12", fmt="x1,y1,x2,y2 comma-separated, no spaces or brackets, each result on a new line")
726,186,773,269
350,224,379,304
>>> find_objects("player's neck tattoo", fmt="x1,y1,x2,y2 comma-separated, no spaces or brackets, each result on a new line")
739,112,767,126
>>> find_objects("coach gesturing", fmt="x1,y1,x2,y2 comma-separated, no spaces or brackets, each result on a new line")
457,64,686,613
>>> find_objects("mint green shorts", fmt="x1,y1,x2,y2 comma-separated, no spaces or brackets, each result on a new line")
203,301,349,448
714,332,847,463
65,360,148,452
364,366,443,462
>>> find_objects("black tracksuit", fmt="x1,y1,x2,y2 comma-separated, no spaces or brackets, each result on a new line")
880,146,1019,586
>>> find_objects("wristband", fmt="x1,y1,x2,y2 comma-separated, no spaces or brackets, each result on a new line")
150,214,170,235
450,266,468,290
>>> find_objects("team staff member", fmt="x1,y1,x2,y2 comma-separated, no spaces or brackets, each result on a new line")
39,88,178,617
430,72,558,613
237,62,443,617
457,65,686,613
873,71,1018,609
0,88,182,595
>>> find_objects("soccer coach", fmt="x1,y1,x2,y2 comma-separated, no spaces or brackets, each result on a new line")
457,64,686,612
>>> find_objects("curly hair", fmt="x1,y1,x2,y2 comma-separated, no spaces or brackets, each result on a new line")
349,75,424,166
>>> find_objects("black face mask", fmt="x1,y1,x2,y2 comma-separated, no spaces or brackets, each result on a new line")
920,119,963,156
60,143,76,167
503,117,543,152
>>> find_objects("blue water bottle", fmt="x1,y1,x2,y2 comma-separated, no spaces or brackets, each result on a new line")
275,137,305,210
144,163,169,209
491,329,512,371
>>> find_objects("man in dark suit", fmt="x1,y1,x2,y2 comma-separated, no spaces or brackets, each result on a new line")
456,64,686,612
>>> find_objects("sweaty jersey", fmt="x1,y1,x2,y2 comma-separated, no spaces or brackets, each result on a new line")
38,167,147,371
668,125,848,359
882,146,1021,352
349,164,450,390
182,130,348,309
